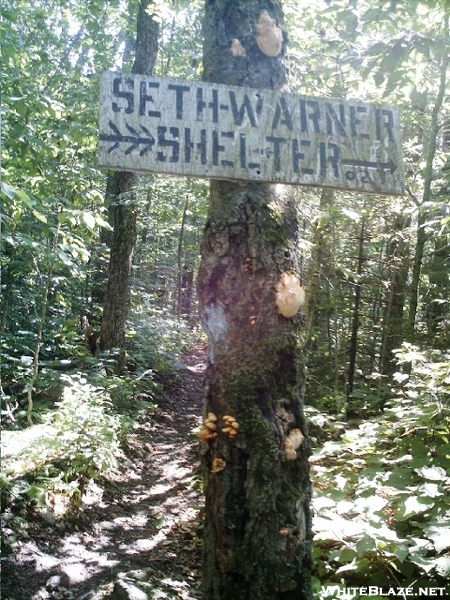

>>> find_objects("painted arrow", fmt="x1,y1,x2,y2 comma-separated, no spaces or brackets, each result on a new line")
341,158,397,174
100,121,156,156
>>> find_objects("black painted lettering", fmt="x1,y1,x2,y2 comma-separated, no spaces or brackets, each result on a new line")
112,77,134,114
266,136,285,171
221,132,234,166
328,143,340,177
212,131,224,166
196,88,205,120
198,129,207,164
168,84,190,119
157,126,180,163
213,131,234,167
319,142,340,176
319,142,327,175
326,103,346,136
272,97,294,131
240,134,246,168
138,125,155,156
375,108,395,142
300,99,321,134
229,91,262,127
292,140,313,174
184,128,194,162
139,81,161,118
197,87,218,123
350,106,369,139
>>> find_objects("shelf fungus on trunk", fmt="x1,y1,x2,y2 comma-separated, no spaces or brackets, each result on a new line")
211,458,227,473
284,428,305,461
221,415,240,439
200,412,218,442
275,272,305,318
255,10,283,57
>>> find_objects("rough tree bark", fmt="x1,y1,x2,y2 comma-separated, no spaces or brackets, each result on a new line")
197,2,312,598
426,234,450,345
406,33,448,343
302,189,334,348
100,0,159,371
346,216,365,401
379,213,410,382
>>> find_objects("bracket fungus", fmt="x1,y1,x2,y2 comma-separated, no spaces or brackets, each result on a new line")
284,428,305,461
222,415,240,439
255,10,283,57
230,39,247,58
275,273,305,319
211,458,227,473
200,412,218,442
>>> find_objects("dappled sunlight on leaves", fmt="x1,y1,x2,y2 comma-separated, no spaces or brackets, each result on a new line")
308,346,450,592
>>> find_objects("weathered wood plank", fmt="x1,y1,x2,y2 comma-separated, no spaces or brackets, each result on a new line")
99,71,405,195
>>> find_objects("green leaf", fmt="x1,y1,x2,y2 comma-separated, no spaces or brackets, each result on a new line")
409,554,439,573
32,209,48,224
415,466,447,481
435,556,450,577
81,211,96,230
356,537,376,556
335,558,359,574
1,181,16,199
388,467,416,487
398,495,434,520
366,41,388,56
423,526,450,553
418,482,443,498
394,545,409,563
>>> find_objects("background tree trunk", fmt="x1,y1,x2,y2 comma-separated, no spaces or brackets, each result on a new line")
406,39,448,343
346,216,365,402
302,188,334,348
177,197,189,321
100,0,159,371
379,213,410,382
198,2,312,598
425,234,450,346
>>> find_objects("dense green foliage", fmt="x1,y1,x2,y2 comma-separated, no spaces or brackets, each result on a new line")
309,346,450,596
1,0,449,595
2,375,128,519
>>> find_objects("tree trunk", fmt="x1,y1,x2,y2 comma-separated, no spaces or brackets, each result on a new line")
100,171,139,370
302,189,334,348
198,2,312,598
406,209,427,344
425,234,450,346
379,213,410,381
346,216,365,401
406,34,448,343
100,0,159,371
177,197,189,321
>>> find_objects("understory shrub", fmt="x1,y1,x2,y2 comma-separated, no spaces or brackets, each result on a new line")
309,346,450,599
3,374,126,517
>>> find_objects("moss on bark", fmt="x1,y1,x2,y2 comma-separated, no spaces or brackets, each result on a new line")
198,179,312,600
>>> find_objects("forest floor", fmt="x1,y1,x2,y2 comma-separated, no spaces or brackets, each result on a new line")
2,343,207,600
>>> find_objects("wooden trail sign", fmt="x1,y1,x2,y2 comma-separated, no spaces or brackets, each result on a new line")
99,71,404,196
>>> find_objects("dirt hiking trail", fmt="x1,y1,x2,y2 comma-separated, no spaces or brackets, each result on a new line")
2,343,207,600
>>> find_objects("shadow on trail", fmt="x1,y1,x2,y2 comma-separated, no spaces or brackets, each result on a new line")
1,344,207,600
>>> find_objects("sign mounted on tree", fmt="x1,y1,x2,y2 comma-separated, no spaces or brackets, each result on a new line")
99,71,404,196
